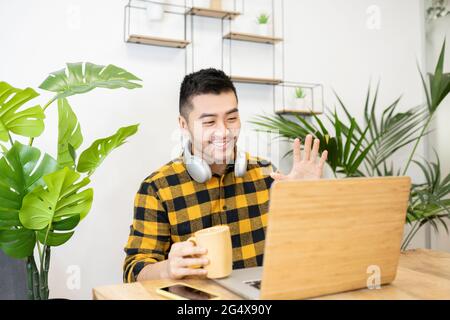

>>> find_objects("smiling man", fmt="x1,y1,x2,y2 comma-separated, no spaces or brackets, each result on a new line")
123,68,328,282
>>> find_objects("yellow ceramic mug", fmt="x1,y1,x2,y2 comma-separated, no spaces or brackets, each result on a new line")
187,225,233,279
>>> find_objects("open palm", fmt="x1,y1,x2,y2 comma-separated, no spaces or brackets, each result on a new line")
271,134,328,181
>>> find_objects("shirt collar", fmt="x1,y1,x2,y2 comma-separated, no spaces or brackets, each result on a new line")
179,149,243,178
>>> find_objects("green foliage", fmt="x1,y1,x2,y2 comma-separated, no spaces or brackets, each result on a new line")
250,110,375,177
0,82,45,142
19,167,93,230
251,39,450,250
0,228,36,259
57,98,83,169
403,154,450,250
39,62,142,99
77,124,139,175
421,40,450,114
0,62,142,299
0,142,58,259
0,142,58,228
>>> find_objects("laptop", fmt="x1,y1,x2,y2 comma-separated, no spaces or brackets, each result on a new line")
214,176,411,299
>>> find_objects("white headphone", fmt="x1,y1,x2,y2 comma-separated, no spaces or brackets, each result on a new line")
183,138,247,183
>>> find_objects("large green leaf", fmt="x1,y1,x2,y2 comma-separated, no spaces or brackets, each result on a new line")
19,167,93,231
35,210,81,247
57,98,83,169
0,142,57,258
428,40,450,113
37,229,75,247
418,40,450,114
403,154,450,249
0,81,45,142
77,124,139,175
0,142,58,228
39,62,142,99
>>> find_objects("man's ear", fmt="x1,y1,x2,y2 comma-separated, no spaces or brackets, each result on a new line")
178,115,191,142
179,115,189,131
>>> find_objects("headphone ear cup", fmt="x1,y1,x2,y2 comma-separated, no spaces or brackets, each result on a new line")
183,140,212,183
187,156,212,183
234,150,248,177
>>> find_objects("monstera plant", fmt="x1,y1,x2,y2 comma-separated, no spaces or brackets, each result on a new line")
0,62,142,299
252,40,450,250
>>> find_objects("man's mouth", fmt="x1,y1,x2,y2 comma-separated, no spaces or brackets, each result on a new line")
210,139,234,149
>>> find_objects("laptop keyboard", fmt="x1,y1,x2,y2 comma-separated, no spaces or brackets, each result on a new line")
244,279,261,290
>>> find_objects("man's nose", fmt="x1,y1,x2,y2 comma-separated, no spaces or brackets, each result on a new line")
215,120,228,135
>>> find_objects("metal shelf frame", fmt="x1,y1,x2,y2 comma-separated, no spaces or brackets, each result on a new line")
221,0,284,87
124,0,192,74
274,81,325,115
123,0,325,116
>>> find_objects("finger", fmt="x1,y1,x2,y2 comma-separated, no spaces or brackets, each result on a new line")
303,134,313,161
318,150,328,170
270,172,286,181
173,267,208,278
177,257,209,268
180,245,208,257
310,138,320,162
293,138,301,162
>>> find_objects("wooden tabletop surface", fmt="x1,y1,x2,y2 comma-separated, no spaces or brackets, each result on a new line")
93,249,450,300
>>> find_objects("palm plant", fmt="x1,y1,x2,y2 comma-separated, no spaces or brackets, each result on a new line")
403,154,450,250
0,62,142,299
251,40,450,249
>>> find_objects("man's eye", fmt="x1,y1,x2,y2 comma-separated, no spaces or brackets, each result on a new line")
203,121,215,125
228,117,238,121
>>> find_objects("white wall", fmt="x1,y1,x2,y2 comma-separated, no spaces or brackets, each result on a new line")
0,0,435,299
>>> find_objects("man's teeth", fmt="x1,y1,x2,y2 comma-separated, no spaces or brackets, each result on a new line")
211,141,229,148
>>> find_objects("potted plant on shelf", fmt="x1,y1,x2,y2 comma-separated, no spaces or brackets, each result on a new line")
0,62,142,299
256,13,270,36
251,40,450,250
294,87,307,111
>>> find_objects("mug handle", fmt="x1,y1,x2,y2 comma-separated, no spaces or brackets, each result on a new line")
186,236,202,269
187,236,196,246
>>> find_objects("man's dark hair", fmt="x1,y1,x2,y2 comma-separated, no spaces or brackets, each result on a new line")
179,68,238,120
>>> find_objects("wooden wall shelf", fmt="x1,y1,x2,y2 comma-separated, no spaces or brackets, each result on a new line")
231,76,283,85
127,34,190,48
223,32,283,44
186,7,241,20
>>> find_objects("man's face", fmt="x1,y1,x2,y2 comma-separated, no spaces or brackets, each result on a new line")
180,91,240,165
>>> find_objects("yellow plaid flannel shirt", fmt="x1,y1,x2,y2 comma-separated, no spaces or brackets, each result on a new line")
123,154,274,283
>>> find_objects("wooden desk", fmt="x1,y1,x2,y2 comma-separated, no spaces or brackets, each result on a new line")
93,249,450,300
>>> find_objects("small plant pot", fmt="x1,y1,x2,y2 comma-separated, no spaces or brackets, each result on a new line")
146,1,165,21
196,0,211,8
257,23,270,36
